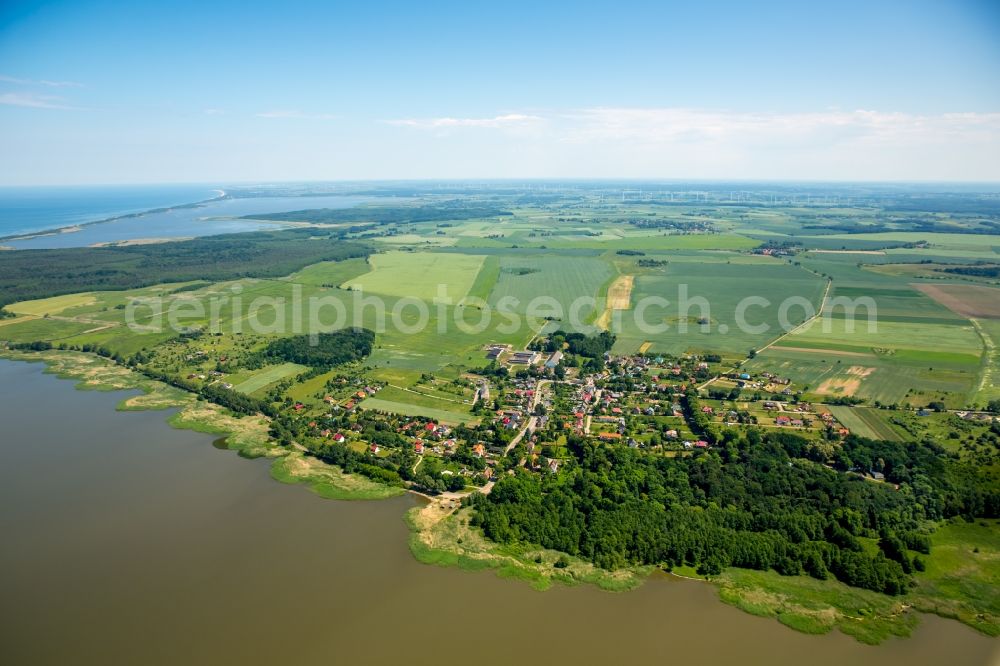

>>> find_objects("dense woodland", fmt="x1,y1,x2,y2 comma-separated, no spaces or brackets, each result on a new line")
243,203,512,225
470,420,1000,596
0,229,370,309
263,328,375,368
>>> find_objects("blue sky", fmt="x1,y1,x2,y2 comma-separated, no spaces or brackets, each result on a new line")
1,0,999,184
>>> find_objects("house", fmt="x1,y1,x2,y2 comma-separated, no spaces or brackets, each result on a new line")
369,444,380,454
665,429,678,439
472,443,486,458
332,433,346,443
775,416,791,426
323,396,335,404
548,459,560,473
545,351,563,368
694,440,708,448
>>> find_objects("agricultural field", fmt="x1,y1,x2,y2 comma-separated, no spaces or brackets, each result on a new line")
914,283,1000,319
613,260,826,355
3,195,1000,420
5,292,99,316
342,251,486,301
485,253,614,323
827,405,902,441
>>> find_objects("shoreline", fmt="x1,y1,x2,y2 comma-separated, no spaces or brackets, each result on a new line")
0,348,395,499
0,189,228,244
1,347,996,646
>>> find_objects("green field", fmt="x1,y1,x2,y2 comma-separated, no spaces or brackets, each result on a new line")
285,257,371,286
827,405,902,441
342,251,486,301
233,362,306,394
748,346,980,407
359,396,473,425
6,292,99,316
613,261,826,355
486,254,614,323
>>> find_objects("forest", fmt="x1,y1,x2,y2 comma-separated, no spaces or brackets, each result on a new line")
263,328,375,368
242,203,512,225
0,229,370,309
469,424,1000,596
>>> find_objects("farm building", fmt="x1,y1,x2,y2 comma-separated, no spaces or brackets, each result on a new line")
509,350,539,365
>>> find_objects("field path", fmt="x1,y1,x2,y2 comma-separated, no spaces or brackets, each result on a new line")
699,279,831,392
969,318,997,400
757,278,832,354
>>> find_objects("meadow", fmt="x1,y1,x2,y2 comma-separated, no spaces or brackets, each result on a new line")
233,362,306,394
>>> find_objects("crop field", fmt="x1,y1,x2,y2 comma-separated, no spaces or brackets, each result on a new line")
233,362,306,394
827,405,902,441
342,251,486,301
466,255,500,301
914,283,1000,319
285,257,370,286
5,292,98,316
486,254,614,323
748,346,979,406
613,261,826,355
524,233,759,251
0,316,103,342
778,316,981,356
4,209,1000,420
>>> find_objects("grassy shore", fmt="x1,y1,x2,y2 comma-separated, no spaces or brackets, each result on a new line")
405,497,650,592
271,452,404,500
0,349,401,500
679,517,999,645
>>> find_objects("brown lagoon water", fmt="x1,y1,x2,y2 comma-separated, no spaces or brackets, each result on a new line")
0,358,997,666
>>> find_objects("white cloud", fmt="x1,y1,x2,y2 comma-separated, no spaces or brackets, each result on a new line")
382,107,1000,180
256,110,337,120
559,107,1000,148
387,113,542,129
0,75,83,88
0,92,76,109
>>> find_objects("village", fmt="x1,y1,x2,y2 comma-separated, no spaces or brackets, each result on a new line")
254,333,890,496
